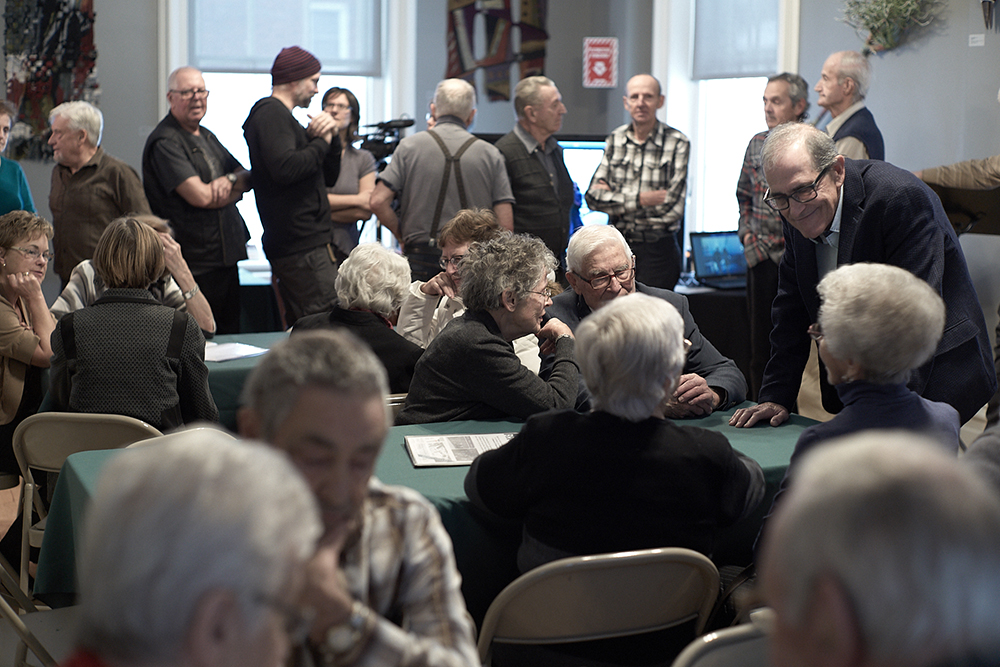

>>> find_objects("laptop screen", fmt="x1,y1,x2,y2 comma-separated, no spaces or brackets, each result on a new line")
689,232,748,279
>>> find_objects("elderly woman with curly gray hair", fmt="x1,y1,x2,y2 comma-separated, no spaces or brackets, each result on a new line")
396,232,578,424
292,243,423,393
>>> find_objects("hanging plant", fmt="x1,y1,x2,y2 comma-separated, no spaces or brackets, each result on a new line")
841,0,940,55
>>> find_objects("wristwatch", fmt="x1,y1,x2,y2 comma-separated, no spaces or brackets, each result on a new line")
225,172,237,184
315,601,370,665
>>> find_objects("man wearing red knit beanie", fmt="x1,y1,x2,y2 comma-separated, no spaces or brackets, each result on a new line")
243,46,344,325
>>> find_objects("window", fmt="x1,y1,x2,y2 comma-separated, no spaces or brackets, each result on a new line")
190,0,379,75
692,0,779,80
693,77,769,233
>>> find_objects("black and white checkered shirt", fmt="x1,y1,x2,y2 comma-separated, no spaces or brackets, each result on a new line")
585,120,690,238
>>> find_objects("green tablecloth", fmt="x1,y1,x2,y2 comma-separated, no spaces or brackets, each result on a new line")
34,405,815,624
206,331,288,430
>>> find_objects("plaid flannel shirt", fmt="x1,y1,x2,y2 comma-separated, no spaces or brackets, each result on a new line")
303,478,479,667
736,131,785,268
585,121,689,238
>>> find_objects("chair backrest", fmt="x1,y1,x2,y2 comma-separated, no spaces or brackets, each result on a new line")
126,425,237,448
670,619,770,667
385,393,407,420
13,413,163,475
477,547,721,663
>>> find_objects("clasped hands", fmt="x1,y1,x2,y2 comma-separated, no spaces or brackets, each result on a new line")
663,374,720,418
307,110,345,144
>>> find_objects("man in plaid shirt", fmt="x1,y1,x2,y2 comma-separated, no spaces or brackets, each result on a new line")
736,73,809,400
239,330,479,667
585,74,689,290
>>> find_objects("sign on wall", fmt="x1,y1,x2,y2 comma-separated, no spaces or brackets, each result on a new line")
583,37,618,89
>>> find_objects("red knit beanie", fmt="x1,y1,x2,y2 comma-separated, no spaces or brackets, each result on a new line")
271,46,321,86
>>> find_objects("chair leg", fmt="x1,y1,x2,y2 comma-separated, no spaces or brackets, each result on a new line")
19,481,33,596
0,595,57,667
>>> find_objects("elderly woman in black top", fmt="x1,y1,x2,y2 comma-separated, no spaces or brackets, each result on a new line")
50,217,218,430
292,242,423,393
465,292,765,572
396,232,578,424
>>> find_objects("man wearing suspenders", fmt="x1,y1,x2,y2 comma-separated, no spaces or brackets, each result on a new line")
371,78,514,282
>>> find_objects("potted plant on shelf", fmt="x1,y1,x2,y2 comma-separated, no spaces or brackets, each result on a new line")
841,0,940,55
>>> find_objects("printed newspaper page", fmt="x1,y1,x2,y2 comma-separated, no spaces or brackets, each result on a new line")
404,432,517,467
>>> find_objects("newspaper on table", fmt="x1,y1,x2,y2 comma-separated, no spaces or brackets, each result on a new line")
204,341,269,362
404,432,517,467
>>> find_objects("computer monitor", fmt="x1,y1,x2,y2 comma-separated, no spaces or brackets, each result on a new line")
558,136,609,227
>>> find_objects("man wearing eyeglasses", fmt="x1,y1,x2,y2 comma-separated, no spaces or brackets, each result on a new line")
544,224,746,418
142,66,251,334
731,122,995,429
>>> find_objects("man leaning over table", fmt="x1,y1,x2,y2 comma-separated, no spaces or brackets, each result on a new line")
730,122,995,429
237,329,479,667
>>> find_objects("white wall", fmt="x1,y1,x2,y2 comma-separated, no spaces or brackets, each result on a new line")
798,0,1000,346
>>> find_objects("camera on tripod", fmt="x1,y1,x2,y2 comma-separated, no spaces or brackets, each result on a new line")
359,118,415,170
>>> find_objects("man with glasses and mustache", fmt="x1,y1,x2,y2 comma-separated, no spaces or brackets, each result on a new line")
544,224,746,418
731,122,995,430
143,66,251,334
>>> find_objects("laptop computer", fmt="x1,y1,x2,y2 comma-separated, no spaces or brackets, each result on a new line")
689,231,748,290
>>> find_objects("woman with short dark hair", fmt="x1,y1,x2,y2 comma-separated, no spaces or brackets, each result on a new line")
321,86,377,260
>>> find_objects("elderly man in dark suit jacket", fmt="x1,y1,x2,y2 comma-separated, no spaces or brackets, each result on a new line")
731,123,996,429
544,224,747,417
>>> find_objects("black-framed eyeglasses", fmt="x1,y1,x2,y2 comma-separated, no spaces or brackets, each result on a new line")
764,165,832,211
324,102,351,112
255,594,315,645
169,88,210,100
807,322,823,341
438,255,464,269
576,259,636,290
9,247,53,261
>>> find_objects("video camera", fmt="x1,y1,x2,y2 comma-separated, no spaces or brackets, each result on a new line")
359,118,415,170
